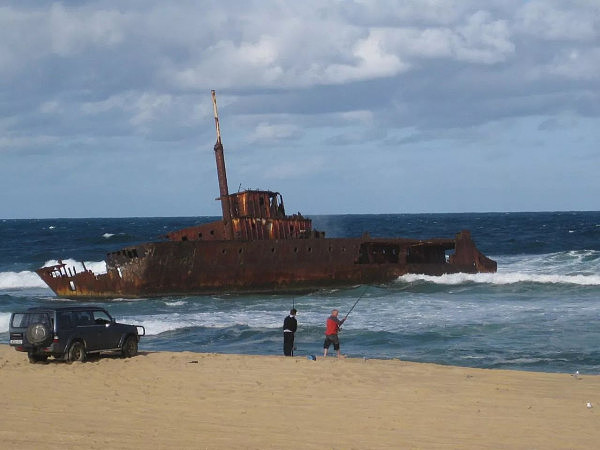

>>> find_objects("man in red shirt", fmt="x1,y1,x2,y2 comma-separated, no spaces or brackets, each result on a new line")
323,309,346,358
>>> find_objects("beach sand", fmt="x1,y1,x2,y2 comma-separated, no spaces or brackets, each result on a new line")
1,344,598,449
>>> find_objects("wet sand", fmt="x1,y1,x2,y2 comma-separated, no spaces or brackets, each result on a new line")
0,344,598,449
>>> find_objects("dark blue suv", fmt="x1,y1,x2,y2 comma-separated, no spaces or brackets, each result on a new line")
9,306,145,363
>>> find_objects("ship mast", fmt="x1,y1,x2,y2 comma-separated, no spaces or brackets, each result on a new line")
211,90,233,239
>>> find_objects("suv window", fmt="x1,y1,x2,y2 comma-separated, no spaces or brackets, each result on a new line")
92,310,112,325
74,311,94,326
11,312,52,328
57,311,75,329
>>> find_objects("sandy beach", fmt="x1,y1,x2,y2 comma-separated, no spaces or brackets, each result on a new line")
1,344,598,449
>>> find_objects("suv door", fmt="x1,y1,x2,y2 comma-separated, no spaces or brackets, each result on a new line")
55,310,76,353
91,309,122,349
72,310,100,350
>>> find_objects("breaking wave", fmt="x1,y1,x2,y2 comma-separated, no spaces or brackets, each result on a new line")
42,258,108,275
124,309,287,336
0,259,108,290
398,272,600,286
0,271,47,290
399,250,600,286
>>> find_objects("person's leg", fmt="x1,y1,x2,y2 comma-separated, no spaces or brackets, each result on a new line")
284,333,293,356
323,337,330,357
291,333,295,356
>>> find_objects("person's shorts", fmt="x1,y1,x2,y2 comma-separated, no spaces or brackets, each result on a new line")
323,334,340,350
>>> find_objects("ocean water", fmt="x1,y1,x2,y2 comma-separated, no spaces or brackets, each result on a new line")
1,212,599,374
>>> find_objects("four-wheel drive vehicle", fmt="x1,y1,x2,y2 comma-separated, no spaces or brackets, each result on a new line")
8,306,145,363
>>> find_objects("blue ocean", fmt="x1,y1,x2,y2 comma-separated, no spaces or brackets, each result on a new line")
1,212,599,374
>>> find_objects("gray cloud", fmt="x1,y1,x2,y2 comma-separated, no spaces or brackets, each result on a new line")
1,0,599,217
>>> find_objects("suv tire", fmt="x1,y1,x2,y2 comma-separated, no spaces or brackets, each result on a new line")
66,341,86,363
26,322,52,346
121,336,138,358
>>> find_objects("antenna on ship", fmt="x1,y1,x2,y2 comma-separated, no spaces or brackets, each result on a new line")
211,90,234,240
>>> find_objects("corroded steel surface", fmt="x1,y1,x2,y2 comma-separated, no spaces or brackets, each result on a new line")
36,91,497,299
37,231,495,298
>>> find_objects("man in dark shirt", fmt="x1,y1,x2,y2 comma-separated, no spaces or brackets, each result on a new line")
283,308,297,356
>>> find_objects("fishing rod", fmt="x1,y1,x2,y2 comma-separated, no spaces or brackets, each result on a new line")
342,287,368,322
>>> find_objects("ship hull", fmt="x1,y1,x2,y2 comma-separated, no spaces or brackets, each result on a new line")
36,231,496,299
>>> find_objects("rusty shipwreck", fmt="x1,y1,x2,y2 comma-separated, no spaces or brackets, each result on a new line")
37,91,496,299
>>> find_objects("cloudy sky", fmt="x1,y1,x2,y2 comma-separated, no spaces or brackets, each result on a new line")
1,0,599,218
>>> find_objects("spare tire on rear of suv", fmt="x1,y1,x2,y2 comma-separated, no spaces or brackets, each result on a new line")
26,322,53,347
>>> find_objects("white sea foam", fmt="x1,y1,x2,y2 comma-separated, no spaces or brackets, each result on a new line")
42,259,107,275
102,233,115,238
0,270,48,289
120,309,291,336
0,312,11,333
501,250,599,271
165,300,187,306
0,260,109,290
109,297,151,303
398,272,600,286
398,250,600,286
